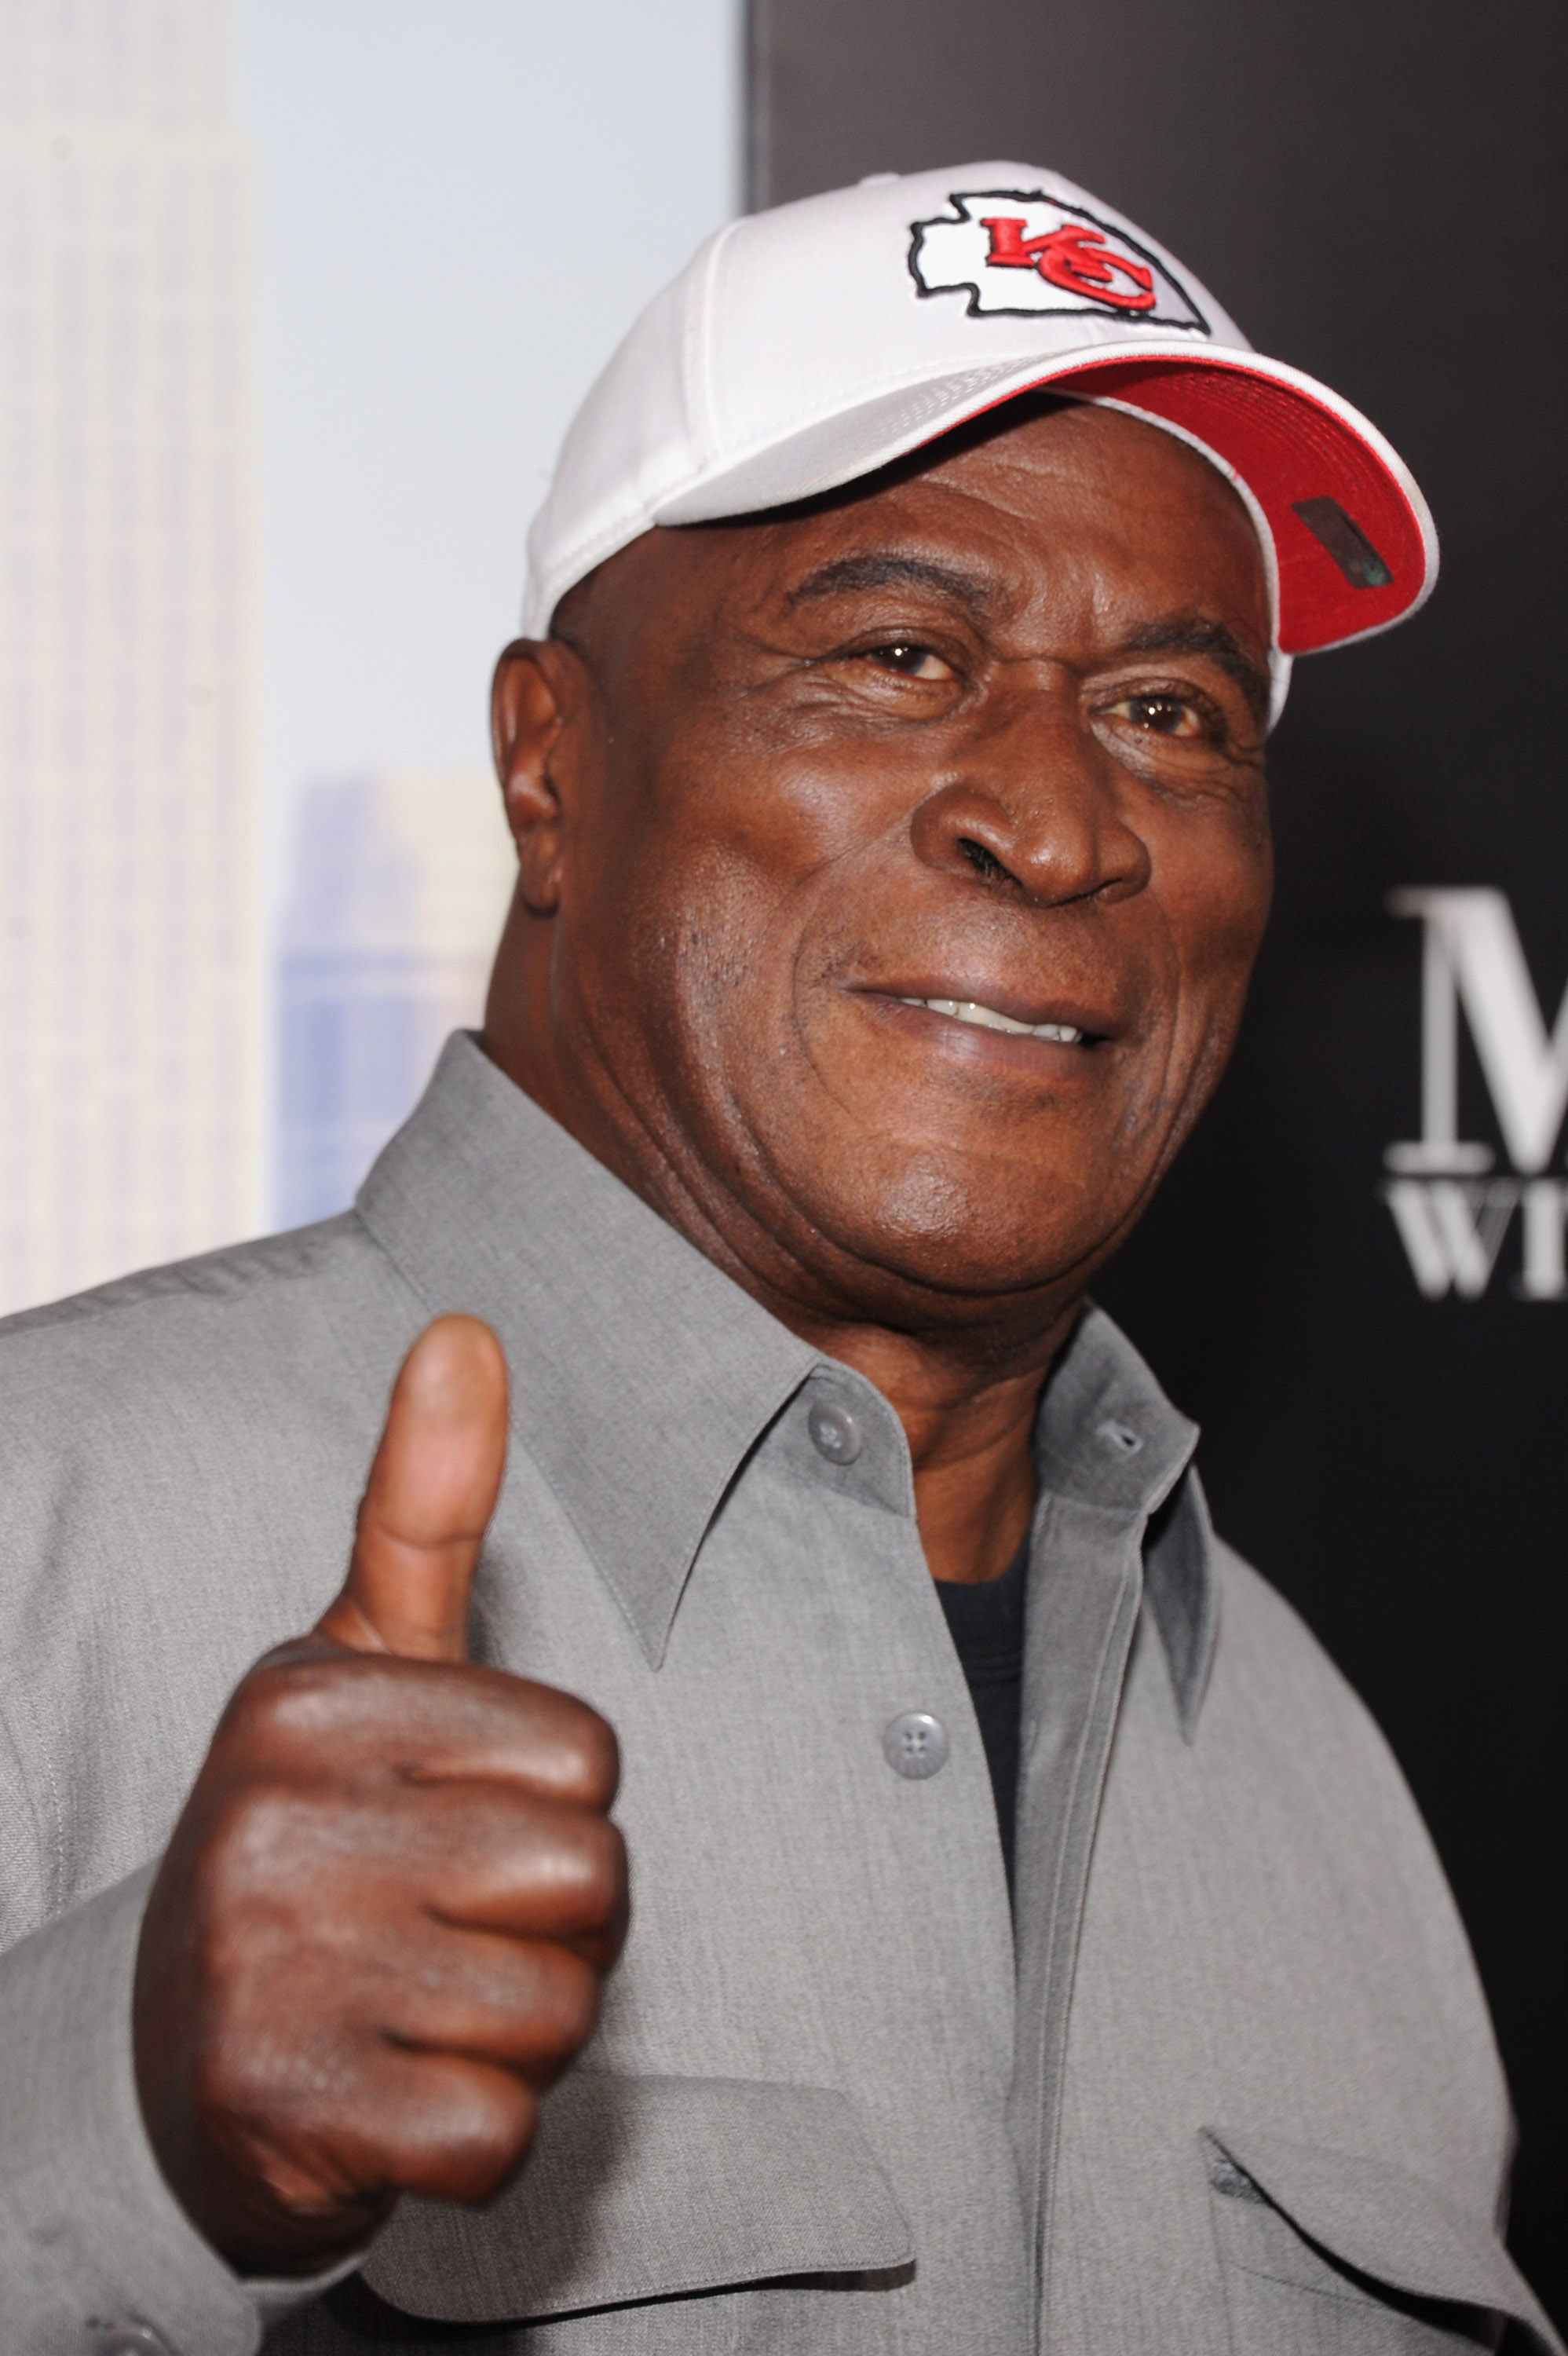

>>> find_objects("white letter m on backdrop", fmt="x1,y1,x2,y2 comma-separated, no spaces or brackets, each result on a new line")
1385,887,1568,1176
1383,889,1568,1301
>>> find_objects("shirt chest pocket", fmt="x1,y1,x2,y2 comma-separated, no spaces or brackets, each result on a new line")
1202,2131,1562,2356
356,2070,912,2334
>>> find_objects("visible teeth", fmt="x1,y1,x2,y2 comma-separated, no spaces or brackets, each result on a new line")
898,997,1084,1044
952,1000,1033,1035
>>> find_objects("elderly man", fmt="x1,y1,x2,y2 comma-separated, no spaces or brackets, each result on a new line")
1,166,1557,2355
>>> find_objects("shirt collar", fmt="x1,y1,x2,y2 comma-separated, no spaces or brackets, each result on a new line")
1035,1305,1215,1736
1035,1301,1198,1518
357,1035,1215,1723
356,1034,819,1667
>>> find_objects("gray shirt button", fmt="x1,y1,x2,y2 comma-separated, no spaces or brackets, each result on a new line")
808,1399,863,1465
97,2332,172,2354
883,1710,948,1778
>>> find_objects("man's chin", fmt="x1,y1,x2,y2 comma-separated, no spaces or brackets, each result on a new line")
780,1161,1128,1320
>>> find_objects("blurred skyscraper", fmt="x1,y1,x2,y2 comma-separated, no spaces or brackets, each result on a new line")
0,0,258,1315
276,772,515,1227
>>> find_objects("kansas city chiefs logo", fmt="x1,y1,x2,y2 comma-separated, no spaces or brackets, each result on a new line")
910,190,1208,330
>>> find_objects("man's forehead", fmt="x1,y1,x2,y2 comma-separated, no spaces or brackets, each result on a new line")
737,403,1263,588
727,439,1266,661
570,403,1270,708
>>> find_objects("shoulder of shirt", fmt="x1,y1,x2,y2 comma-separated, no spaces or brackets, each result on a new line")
1197,1529,1500,2060
1204,1532,1369,1729
1201,1531,1436,1839
0,1214,400,1412
0,1213,373,1335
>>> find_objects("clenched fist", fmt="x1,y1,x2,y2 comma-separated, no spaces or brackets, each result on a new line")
132,1316,627,2276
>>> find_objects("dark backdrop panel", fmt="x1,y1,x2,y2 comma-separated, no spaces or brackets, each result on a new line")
751,0,1568,2326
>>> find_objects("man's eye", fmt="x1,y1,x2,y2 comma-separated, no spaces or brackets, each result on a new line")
867,642,954,681
1116,693,1204,737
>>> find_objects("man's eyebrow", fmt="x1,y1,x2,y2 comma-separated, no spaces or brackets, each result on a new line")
1117,616,1271,722
783,551,999,619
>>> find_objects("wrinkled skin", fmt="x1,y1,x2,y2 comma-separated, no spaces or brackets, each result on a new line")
487,399,1273,1582
133,399,1272,2275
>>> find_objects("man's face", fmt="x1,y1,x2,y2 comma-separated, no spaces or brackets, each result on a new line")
495,400,1274,1332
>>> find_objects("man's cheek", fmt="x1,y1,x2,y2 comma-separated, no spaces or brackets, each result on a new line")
1160,851,1270,1006
623,897,804,1099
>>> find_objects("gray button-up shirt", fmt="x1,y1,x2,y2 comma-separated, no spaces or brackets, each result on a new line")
0,1036,1556,2354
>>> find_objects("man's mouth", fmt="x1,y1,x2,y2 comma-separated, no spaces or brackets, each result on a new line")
897,996,1086,1045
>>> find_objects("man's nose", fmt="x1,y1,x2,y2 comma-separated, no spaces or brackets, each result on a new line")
908,688,1150,908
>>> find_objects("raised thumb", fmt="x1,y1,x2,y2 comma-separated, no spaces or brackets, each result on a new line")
316,1315,510,1663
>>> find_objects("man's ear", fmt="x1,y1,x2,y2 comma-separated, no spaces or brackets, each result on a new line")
490,638,590,914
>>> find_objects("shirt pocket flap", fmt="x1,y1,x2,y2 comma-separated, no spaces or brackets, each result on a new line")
1203,2128,1563,2355
360,2070,914,2326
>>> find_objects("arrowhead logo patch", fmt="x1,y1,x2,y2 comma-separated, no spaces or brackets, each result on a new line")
910,189,1208,331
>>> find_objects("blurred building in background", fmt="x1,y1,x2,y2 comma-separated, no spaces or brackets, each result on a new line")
1,0,735,1315
0,0,259,1315
276,771,514,1227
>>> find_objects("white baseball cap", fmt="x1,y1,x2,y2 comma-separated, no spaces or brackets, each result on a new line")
522,162,1438,726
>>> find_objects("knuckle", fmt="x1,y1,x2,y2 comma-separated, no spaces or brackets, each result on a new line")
192,1780,377,1952
538,1948,602,2056
560,1703,620,1807
201,1777,312,1887
426,2075,538,2204
216,1649,428,1779
216,1659,293,1751
490,1672,621,1805
219,1653,340,1756
188,2031,245,2125
576,1814,627,1918
185,1978,294,2125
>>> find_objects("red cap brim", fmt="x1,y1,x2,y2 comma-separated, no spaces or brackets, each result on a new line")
1051,353,1435,656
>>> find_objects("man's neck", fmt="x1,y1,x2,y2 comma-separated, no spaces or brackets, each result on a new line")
791,1315,1065,1584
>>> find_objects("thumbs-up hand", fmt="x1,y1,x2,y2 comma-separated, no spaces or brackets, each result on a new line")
132,1318,627,2277
318,1312,513,1663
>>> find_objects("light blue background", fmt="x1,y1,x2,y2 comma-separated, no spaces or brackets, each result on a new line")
240,0,740,854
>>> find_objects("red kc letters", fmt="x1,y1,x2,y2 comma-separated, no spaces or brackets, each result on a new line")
978,215,1157,310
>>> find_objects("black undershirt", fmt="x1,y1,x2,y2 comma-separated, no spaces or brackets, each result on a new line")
934,1530,1030,1902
